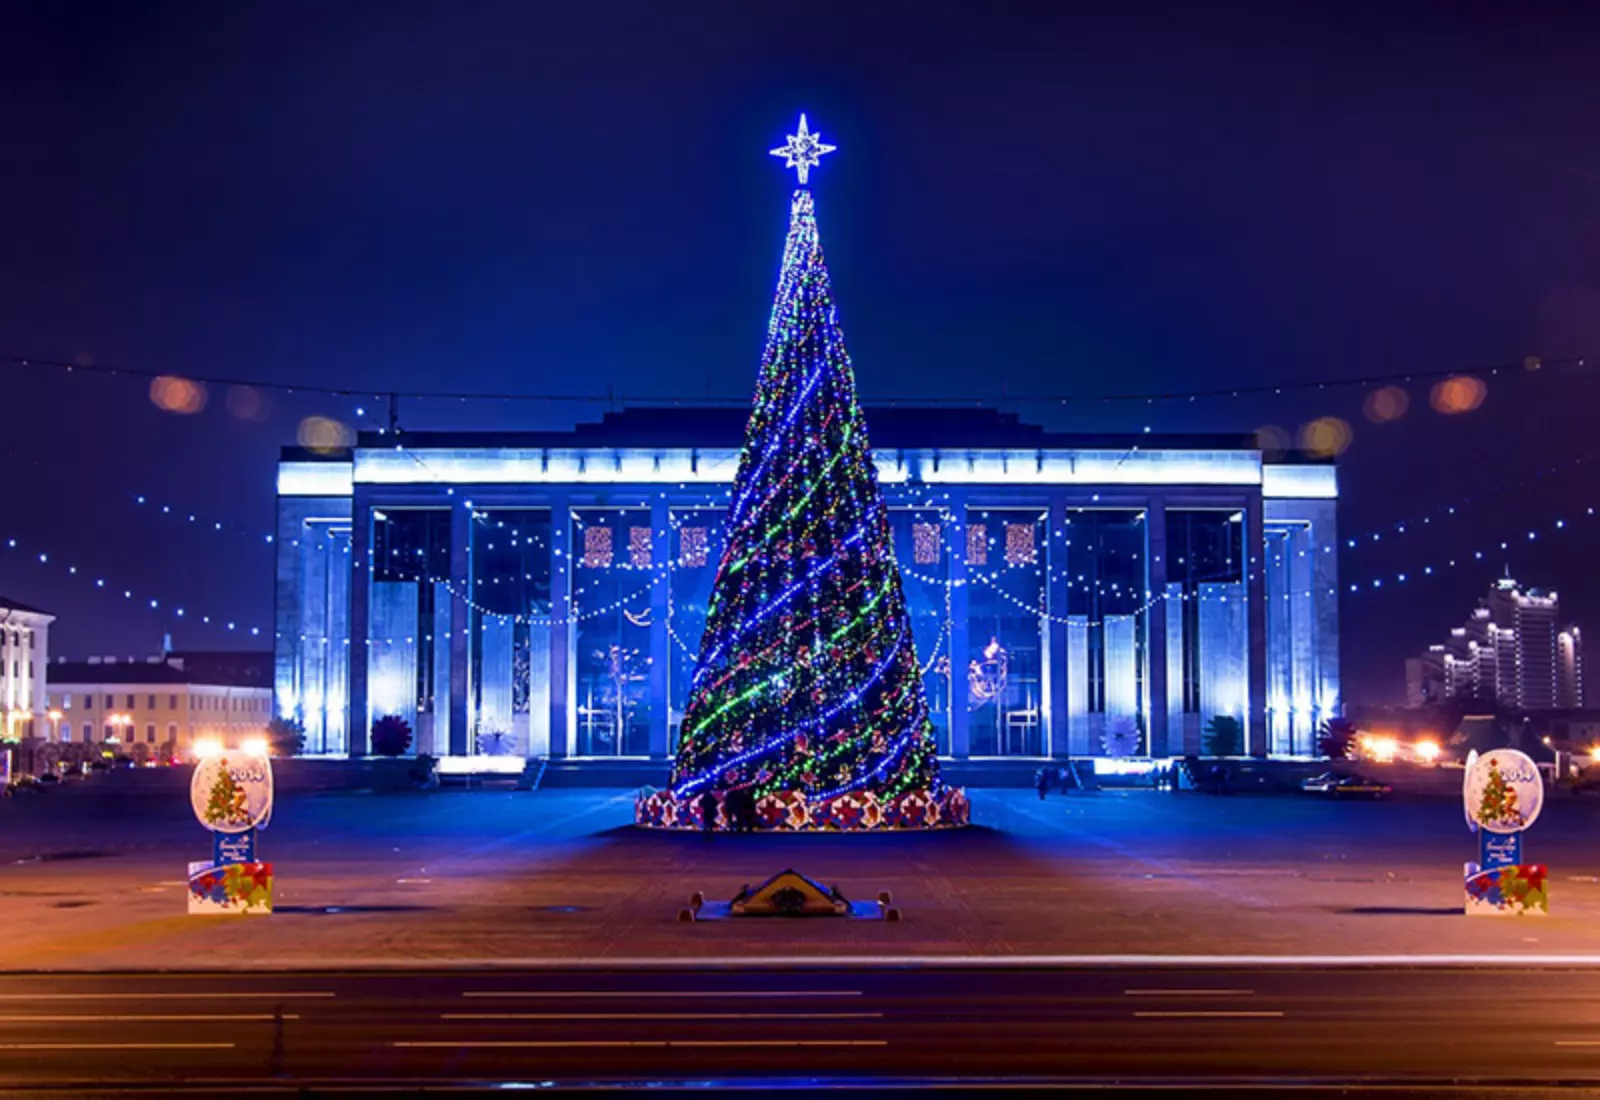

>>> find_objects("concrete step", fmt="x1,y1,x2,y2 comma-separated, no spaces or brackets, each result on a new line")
536,759,670,789
938,760,1064,789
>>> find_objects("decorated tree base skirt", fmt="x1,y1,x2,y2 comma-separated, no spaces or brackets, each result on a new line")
635,786,969,832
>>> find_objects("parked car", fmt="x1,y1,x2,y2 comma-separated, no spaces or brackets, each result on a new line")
1301,772,1392,799
35,773,61,786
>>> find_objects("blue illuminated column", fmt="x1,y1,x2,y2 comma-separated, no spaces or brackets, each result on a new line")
1312,506,1340,727
1103,615,1138,727
526,621,552,758
1164,581,1185,754
1066,616,1089,754
1198,581,1246,731
648,496,671,760
1288,525,1315,754
1246,497,1268,757
448,500,471,757
432,580,452,756
1145,504,1170,758
547,495,572,759
948,493,970,760
324,531,351,755
294,523,329,751
1046,497,1070,758
479,617,515,746
369,581,418,736
1266,496,1341,743
1264,527,1292,755
347,492,373,756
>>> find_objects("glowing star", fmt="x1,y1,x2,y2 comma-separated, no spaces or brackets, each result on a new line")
768,113,836,185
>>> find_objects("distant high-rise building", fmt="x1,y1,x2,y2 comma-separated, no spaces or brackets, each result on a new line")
1407,575,1585,711
1558,627,1584,710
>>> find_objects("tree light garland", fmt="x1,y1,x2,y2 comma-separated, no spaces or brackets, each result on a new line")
655,133,951,825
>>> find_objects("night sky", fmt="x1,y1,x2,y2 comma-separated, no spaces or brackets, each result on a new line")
3,0,1599,703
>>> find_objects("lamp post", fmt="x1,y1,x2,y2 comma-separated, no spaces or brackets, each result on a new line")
47,709,62,742
107,712,131,756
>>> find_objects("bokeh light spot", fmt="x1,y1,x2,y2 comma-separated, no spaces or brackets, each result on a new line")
1429,375,1487,415
297,415,354,453
226,384,272,422
1362,385,1409,423
1298,416,1352,458
148,375,207,415
1254,424,1291,459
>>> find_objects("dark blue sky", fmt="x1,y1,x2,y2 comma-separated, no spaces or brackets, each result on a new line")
3,0,1599,701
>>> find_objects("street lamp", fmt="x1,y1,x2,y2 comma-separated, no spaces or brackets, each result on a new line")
106,713,132,754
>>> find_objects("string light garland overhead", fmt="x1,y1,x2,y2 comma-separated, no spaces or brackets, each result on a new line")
3,352,1589,411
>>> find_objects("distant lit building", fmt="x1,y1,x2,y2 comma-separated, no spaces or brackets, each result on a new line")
1558,627,1584,710
0,596,53,740
273,407,1341,764
45,651,274,755
1407,576,1584,711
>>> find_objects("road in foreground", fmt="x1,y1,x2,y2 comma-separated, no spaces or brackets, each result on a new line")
0,964,1593,1092
5,784,1600,968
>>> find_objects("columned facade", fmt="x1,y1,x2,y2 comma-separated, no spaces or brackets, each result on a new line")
0,598,53,741
274,410,1340,764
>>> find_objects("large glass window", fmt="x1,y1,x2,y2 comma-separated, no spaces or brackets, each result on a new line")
965,507,1047,757
891,508,953,756
368,508,450,754
667,508,726,752
469,509,552,758
572,508,652,756
1065,509,1147,755
1166,509,1247,753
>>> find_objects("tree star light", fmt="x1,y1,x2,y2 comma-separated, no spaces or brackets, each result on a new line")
769,113,836,185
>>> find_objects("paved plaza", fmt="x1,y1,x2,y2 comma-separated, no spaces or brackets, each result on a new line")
3,776,1599,969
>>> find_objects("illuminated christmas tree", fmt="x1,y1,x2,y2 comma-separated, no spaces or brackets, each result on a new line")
665,117,944,819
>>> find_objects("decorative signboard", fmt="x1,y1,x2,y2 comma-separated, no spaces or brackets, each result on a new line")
190,751,273,833
187,750,274,915
1462,748,1547,917
1463,749,1544,834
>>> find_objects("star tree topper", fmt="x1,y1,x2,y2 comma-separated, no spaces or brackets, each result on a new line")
769,113,836,185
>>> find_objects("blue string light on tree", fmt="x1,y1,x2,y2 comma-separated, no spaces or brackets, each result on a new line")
636,116,966,832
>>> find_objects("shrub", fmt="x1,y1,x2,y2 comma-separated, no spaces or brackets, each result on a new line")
1317,717,1357,760
408,753,438,788
1203,715,1243,757
267,715,307,757
370,715,413,757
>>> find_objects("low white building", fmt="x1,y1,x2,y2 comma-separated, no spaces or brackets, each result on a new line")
45,651,274,757
0,596,53,740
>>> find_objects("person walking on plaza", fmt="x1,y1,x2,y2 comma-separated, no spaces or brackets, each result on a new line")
1035,767,1050,800
699,789,719,833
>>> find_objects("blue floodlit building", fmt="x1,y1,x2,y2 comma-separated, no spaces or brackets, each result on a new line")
273,406,1339,766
